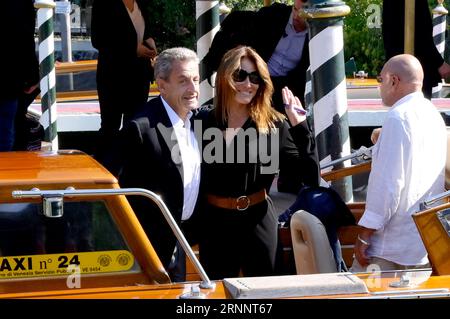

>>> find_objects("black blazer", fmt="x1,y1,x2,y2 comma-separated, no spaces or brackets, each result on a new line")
200,109,320,197
202,10,259,80
382,0,444,98
118,97,188,267
91,0,154,96
203,3,309,105
0,0,39,100
254,3,310,106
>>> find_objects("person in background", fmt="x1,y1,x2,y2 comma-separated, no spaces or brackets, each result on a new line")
0,0,39,152
351,54,447,272
382,0,450,99
198,46,319,280
118,48,201,282
204,0,310,113
91,0,157,172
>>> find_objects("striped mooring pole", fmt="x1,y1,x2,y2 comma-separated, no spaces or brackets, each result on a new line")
196,0,220,106
301,0,353,202
35,0,58,150
432,0,448,98
304,67,313,112
304,66,316,134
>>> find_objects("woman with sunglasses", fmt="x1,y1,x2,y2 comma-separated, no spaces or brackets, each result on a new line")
198,46,320,279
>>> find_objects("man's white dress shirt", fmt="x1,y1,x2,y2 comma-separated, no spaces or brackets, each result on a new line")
359,92,447,265
162,98,201,221
267,12,307,77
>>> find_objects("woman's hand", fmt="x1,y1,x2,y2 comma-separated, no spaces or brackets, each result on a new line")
23,82,39,94
145,38,157,52
137,42,157,59
282,86,307,126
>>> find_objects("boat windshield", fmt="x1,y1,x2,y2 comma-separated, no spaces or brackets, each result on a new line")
0,200,140,280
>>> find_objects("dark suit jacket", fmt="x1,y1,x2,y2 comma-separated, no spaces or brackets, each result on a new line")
202,10,258,80
118,96,199,268
201,110,320,196
0,0,39,100
254,3,310,108
203,3,309,107
382,0,444,98
91,0,154,107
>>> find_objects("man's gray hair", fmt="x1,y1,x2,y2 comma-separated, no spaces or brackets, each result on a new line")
154,47,199,80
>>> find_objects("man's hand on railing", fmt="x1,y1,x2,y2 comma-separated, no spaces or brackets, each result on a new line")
371,128,382,144
320,146,373,170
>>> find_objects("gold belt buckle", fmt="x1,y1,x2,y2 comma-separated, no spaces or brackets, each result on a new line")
236,195,250,211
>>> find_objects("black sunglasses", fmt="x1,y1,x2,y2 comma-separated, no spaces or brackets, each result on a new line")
232,69,262,85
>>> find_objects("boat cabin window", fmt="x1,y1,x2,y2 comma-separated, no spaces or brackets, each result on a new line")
0,201,140,280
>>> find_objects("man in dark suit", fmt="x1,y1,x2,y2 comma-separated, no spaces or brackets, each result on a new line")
382,0,450,99
204,0,309,112
0,0,39,151
254,0,309,112
118,48,201,282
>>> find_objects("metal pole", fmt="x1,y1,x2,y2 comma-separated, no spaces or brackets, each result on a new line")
432,0,448,98
56,0,72,63
35,0,58,151
56,0,74,91
301,0,353,202
196,0,220,106
404,0,415,54
304,66,315,134
304,66,313,112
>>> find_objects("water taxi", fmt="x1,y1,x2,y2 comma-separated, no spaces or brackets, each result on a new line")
0,150,449,300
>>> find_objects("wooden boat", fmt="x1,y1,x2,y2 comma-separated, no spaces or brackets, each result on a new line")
8,0,448,300
1,150,450,299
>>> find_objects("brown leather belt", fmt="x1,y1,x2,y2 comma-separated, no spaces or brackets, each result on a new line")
206,189,267,211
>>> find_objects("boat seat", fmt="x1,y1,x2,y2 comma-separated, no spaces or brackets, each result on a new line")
290,210,337,274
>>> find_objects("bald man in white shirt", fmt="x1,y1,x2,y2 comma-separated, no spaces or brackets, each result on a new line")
351,54,447,272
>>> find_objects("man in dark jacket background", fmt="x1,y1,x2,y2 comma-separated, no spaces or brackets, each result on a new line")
204,0,310,113
0,0,39,151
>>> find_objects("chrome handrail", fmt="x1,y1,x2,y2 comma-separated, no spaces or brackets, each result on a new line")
12,187,215,290
419,189,450,210
320,145,373,170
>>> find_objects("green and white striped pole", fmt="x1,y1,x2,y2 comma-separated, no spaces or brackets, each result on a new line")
304,66,313,114
196,0,220,106
304,66,315,131
35,0,58,151
301,0,353,202
432,0,448,98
